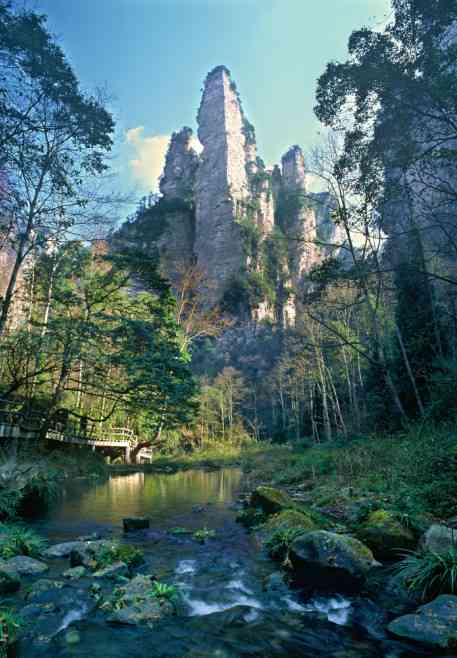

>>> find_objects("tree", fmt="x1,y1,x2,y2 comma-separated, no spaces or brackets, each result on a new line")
0,1,115,334
314,0,457,419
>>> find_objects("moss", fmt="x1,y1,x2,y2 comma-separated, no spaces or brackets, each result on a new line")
250,486,295,515
265,510,317,533
356,509,416,561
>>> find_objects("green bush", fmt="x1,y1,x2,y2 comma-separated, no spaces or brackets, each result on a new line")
95,542,144,569
0,525,47,559
392,549,457,600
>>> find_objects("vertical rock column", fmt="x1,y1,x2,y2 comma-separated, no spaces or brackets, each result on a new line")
195,66,250,305
281,145,321,318
156,127,199,288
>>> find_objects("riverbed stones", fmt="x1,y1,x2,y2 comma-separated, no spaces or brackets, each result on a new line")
93,561,128,579
0,561,20,593
106,575,175,627
421,524,457,554
7,555,48,575
70,540,115,569
45,541,86,558
355,510,416,561
63,566,87,580
289,531,380,591
388,595,457,649
123,517,150,532
26,579,65,602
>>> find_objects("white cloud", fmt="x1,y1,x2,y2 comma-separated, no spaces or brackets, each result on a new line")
306,172,326,194
125,127,170,192
125,127,203,192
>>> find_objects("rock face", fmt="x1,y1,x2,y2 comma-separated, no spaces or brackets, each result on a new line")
122,65,342,322
155,128,198,288
195,66,251,305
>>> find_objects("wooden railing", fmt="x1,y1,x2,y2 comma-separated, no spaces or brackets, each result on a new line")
0,401,138,448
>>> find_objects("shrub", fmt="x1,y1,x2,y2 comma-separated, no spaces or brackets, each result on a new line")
0,525,46,558
95,542,144,569
392,548,457,600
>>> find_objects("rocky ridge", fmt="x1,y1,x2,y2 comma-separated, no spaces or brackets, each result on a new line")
119,65,343,323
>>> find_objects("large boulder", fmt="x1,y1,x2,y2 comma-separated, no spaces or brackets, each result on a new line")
289,530,380,591
7,555,48,575
355,510,416,561
421,524,457,554
388,595,457,649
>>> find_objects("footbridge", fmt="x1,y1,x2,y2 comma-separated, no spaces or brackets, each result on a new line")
0,405,152,463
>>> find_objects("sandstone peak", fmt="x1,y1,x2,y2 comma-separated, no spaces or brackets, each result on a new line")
159,127,199,200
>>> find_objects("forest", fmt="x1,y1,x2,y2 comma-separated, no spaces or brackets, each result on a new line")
1,1,457,655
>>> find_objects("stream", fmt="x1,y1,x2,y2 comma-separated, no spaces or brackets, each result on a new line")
20,468,435,657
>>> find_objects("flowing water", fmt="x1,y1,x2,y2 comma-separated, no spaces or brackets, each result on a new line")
23,469,434,658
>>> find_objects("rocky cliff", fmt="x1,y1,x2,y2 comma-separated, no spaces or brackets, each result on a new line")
122,65,341,323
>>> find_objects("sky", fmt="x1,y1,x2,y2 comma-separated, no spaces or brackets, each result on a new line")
36,0,391,205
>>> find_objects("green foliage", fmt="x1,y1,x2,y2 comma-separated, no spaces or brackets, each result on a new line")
0,525,46,559
192,527,216,543
264,525,303,561
392,549,457,601
0,608,23,648
117,196,195,246
95,542,144,569
149,581,180,606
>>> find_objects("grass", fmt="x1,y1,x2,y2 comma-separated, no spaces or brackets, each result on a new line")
392,548,457,600
239,424,457,521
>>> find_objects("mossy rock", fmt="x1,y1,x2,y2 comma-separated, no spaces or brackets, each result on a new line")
289,530,380,592
264,510,317,533
261,510,318,561
356,510,416,561
250,486,298,516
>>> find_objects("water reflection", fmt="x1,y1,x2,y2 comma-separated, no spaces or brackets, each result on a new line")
47,468,242,530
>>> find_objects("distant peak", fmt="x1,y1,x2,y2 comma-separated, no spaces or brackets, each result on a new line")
205,65,232,82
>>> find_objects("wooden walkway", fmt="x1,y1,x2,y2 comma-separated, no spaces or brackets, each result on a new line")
0,405,152,463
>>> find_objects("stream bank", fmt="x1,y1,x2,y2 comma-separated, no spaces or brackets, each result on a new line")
0,467,451,657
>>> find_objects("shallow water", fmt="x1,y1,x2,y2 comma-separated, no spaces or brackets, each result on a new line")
24,469,431,658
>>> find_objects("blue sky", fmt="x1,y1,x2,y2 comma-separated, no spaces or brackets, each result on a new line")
37,0,391,201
